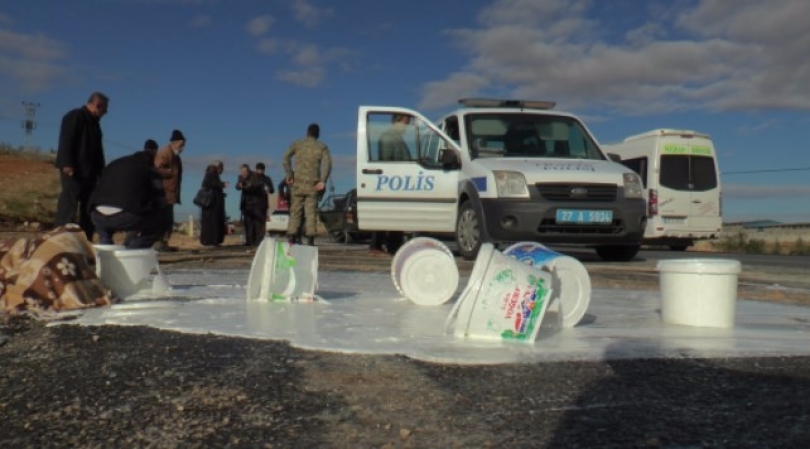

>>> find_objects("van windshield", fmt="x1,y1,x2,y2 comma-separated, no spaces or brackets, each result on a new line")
659,155,718,191
464,113,605,161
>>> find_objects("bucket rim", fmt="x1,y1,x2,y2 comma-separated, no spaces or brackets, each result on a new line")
657,258,741,274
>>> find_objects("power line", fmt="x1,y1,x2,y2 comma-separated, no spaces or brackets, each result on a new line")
722,166,810,175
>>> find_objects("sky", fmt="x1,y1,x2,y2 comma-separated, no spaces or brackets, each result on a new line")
1,0,809,223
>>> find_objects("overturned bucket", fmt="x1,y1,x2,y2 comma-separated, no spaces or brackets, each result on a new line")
446,243,553,343
658,258,741,328
503,242,591,328
246,237,318,302
391,237,459,306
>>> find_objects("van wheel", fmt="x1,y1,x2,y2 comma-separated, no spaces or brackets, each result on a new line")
669,244,690,252
595,244,640,262
456,201,482,260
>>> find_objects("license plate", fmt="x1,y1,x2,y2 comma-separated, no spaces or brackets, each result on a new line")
663,217,685,224
555,209,613,224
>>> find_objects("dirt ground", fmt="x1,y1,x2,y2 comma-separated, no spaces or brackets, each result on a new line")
0,153,59,223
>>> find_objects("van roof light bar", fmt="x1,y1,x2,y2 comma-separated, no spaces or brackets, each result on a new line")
458,98,556,110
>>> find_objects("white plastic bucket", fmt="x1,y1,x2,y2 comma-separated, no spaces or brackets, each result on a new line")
445,243,553,342
657,259,741,328
246,237,319,302
391,237,459,306
96,248,161,299
92,244,125,277
503,242,591,328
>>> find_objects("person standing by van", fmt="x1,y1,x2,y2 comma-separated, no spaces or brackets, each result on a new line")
54,92,109,241
236,164,267,247
199,161,228,247
369,114,411,255
282,123,332,246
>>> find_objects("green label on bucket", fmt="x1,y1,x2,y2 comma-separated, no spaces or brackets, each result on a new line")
500,275,550,341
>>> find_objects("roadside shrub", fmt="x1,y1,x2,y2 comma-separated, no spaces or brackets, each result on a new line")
711,232,767,254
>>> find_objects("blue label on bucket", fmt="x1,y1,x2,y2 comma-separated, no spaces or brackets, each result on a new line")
503,243,560,267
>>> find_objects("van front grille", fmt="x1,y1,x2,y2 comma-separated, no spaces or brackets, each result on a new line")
536,183,617,202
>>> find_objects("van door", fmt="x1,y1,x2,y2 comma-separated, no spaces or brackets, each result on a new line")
356,106,461,232
657,141,721,231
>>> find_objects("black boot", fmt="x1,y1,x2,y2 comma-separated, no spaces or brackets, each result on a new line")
306,236,315,246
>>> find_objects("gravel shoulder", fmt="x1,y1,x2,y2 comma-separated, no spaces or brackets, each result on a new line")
3,240,810,446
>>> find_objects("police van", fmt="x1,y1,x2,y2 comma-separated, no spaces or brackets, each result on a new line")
355,99,648,261
602,129,722,251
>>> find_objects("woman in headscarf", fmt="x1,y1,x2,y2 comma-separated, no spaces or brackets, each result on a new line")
199,161,229,246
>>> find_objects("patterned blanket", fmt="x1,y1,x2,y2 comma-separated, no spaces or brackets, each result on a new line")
0,225,115,315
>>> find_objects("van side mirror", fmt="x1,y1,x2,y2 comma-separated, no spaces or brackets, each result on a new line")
440,149,461,170
607,153,622,163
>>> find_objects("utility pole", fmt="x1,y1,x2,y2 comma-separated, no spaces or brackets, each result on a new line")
22,101,40,153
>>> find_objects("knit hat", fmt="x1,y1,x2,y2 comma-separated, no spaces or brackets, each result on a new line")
170,129,185,142
144,139,158,151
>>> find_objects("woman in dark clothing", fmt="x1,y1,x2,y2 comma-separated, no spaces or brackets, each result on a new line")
199,161,229,246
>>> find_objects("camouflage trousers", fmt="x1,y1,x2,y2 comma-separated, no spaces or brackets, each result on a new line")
287,191,318,237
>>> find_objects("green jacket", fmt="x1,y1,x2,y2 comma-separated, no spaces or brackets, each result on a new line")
282,137,332,185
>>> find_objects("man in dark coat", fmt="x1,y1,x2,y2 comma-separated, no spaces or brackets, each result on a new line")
236,164,267,247
54,92,109,241
88,139,172,249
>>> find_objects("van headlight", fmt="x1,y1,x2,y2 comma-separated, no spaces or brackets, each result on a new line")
494,171,529,198
623,173,643,199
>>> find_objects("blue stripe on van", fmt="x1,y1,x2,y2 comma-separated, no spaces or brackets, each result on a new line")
472,176,487,192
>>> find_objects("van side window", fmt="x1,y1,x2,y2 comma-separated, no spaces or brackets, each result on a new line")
620,157,648,187
366,112,453,169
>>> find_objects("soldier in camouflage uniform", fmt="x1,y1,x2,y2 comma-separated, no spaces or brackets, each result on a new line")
282,123,332,246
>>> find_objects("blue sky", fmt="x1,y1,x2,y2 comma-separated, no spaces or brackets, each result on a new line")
1,0,809,223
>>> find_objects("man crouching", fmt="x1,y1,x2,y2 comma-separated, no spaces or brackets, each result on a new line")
88,139,173,248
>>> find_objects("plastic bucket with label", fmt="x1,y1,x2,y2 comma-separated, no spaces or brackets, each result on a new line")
391,237,459,306
503,242,591,328
445,243,553,342
246,237,319,302
658,258,741,328
96,248,161,299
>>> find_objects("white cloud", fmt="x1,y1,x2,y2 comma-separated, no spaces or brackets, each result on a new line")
419,72,490,110
290,0,334,28
190,14,212,28
0,28,70,92
419,0,810,114
246,14,274,37
256,37,352,88
276,67,325,88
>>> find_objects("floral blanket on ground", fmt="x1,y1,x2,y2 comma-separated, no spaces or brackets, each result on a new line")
0,225,114,315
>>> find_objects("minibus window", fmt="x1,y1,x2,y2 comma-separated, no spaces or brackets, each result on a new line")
691,156,718,191
660,155,690,190
660,154,717,191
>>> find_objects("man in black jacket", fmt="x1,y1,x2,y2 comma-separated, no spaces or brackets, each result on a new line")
89,139,173,249
55,92,109,241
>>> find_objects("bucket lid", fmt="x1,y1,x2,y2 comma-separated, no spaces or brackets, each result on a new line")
657,258,741,275
547,257,591,328
399,248,459,306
